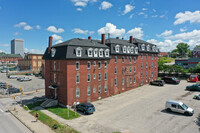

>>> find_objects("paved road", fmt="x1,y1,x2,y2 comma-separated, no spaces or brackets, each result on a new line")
0,102,31,133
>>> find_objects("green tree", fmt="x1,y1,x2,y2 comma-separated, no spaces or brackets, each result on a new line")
176,43,190,58
193,45,200,50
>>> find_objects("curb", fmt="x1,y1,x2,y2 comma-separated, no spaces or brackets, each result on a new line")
9,109,35,133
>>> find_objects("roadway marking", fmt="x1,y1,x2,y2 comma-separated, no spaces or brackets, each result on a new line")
0,109,4,112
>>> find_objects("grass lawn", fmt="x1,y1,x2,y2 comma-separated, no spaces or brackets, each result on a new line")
47,106,80,120
30,110,79,133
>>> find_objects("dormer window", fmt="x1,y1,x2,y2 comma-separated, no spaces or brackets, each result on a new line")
130,47,134,54
135,47,138,54
105,49,110,57
76,47,82,57
94,48,98,57
127,46,130,53
115,45,120,53
123,46,127,53
152,46,156,51
51,48,56,57
141,44,145,51
146,45,150,51
88,48,93,57
99,49,104,57
155,46,158,52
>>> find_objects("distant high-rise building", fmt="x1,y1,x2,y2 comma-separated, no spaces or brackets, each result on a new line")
11,39,24,57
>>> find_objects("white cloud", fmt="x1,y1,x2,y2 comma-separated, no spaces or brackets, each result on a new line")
52,34,63,41
123,4,135,15
77,8,82,11
75,1,87,7
71,0,97,8
157,30,173,37
180,27,187,32
72,28,94,35
0,43,9,47
99,1,113,10
138,12,144,15
14,22,27,28
14,32,20,36
146,1,150,5
24,48,44,54
152,15,158,18
24,25,33,30
97,23,125,37
36,25,41,29
152,9,156,12
160,15,165,18
55,40,63,44
129,14,134,19
142,8,147,11
126,27,144,39
174,10,200,25
47,26,64,33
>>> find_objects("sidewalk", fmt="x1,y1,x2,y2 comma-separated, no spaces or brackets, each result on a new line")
9,105,54,133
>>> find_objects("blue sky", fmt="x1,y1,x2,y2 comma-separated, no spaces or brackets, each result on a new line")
0,0,200,53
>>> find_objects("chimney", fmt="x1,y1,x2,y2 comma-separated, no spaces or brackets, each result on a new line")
88,36,91,40
116,37,119,39
101,34,105,44
130,36,133,43
48,36,53,53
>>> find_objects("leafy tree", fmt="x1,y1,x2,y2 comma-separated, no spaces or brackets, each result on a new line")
176,43,190,57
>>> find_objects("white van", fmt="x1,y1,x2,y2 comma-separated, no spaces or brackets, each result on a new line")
165,100,194,116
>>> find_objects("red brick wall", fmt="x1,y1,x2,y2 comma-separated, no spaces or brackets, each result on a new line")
0,57,22,62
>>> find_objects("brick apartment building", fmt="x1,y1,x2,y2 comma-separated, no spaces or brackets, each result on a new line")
18,53,44,72
43,35,159,106
0,54,22,63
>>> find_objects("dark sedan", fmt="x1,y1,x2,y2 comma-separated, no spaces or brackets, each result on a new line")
76,103,95,114
186,84,200,91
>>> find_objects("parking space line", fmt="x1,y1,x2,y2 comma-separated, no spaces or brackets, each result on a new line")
0,109,4,112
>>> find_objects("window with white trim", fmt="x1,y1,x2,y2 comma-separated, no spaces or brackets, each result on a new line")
76,47,82,57
123,46,127,53
152,71,153,77
54,73,56,83
98,73,101,81
98,61,101,69
152,63,153,69
87,74,91,82
130,57,132,63
54,61,56,71
126,67,129,72
134,77,136,83
115,67,117,74
104,61,107,69
155,62,157,68
130,77,132,84
126,77,129,83
134,66,136,73
130,67,132,73
146,72,148,78
152,46,155,51
76,61,80,70
99,49,104,57
152,54,153,60
135,47,138,54
87,61,91,69
51,48,56,57
131,47,134,54
76,74,80,84
122,77,125,85
98,85,101,94
93,87,96,93
76,88,80,98
122,67,125,74
115,45,120,53
105,49,110,57
141,54,143,59
87,86,91,96
93,61,96,66
115,56,117,63
134,57,136,63
104,84,108,92
88,48,93,57
141,44,145,51
141,63,143,69
146,45,150,51
122,56,125,63
105,72,107,80
115,78,117,86
155,71,156,77
146,54,148,60
146,62,148,69
93,74,96,79
141,72,143,79
127,46,130,53
94,48,98,57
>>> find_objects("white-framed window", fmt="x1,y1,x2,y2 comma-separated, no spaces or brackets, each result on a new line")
141,54,143,59
105,49,110,57
104,84,108,92
134,66,136,73
130,57,132,63
98,73,101,81
152,71,154,77
135,47,138,54
93,87,96,93
155,71,156,77
134,77,136,83
155,62,157,68
152,46,156,51
76,47,82,57
141,72,143,79
155,46,158,52
122,77,125,85
76,74,80,84
115,78,117,86
126,67,129,72
146,62,148,69
115,56,117,63
141,44,145,51
146,54,148,60
87,86,91,96
115,45,120,53
87,61,91,69
98,85,101,94
123,46,127,53
76,61,80,70
146,72,148,78
122,56,125,63
98,61,101,69
154,55,156,60
94,48,98,57
131,46,134,54
87,74,91,82
126,77,129,83
134,57,136,63
54,61,56,70
127,56,129,61
104,61,107,69
130,67,132,73
130,77,132,84
51,48,56,57
115,67,117,74
105,72,107,80
93,74,96,79
93,61,96,66
88,48,93,57
127,46,131,53
99,49,104,57
146,45,150,51
141,63,143,69
76,88,80,98
152,54,153,60
54,73,56,83
152,63,153,69
122,67,125,74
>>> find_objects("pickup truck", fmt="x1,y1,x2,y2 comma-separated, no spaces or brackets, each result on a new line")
18,77,32,82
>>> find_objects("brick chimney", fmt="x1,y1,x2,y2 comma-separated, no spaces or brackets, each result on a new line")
116,37,119,39
48,36,53,53
130,36,133,43
101,34,105,44
88,36,91,40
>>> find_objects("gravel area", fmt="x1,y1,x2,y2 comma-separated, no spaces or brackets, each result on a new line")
0,73,44,92
65,80,200,133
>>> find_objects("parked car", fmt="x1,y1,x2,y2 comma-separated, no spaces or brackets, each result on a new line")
186,84,200,91
8,75,17,79
18,77,32,82
25,73,33,76
17,77,23,81
189,75,199,82
150,80,165,86
76,103,95,114
161,77,180,84
165,100,194,116
6,87,20,94
1,70,7,73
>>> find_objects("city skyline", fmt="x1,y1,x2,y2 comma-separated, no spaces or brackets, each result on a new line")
0,0,200,53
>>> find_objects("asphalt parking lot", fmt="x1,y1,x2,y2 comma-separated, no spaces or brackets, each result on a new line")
66,80,200,133
0,73,44,92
